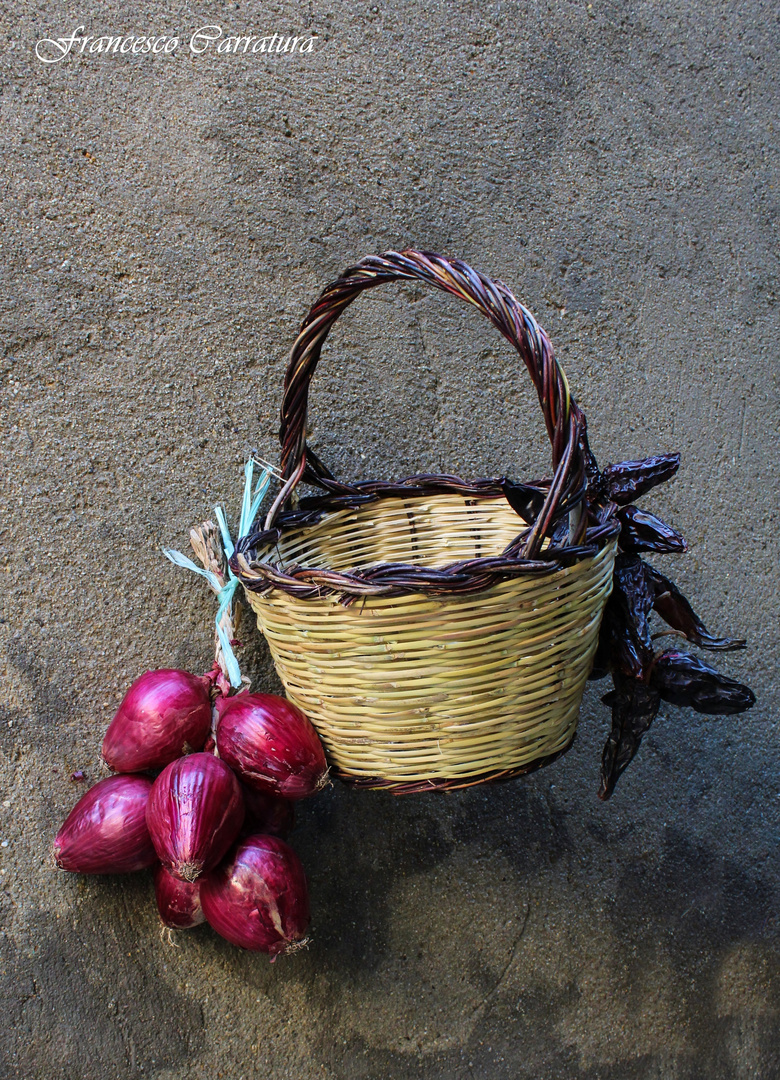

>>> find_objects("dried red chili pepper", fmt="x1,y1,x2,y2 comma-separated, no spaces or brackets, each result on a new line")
581,439,754,796
603,554,655,679
500,479,546,524
588,609,614,681
598,673,661,800
616,505,687,555
650,651,756,714
601,453,681,505
644,564,746,651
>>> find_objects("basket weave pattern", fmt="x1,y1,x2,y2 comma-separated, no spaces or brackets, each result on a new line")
234,250,619,791
240,497,615,787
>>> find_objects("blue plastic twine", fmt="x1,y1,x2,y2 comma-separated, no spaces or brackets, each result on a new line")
163,459,272,688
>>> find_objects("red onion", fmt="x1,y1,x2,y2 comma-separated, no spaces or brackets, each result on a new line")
146,753,244,881
53,775,156,874
201,835,310,955
241,785,295,839
154,865,205,929
102,668,213,773
216,693,328,800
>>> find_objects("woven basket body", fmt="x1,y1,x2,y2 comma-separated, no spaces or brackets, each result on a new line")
241,494,615,788
234,250,620,792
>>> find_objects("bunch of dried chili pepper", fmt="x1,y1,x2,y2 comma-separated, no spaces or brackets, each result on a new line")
583,448,755,799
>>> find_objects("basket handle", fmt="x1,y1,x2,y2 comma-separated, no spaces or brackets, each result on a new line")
268,249,586,557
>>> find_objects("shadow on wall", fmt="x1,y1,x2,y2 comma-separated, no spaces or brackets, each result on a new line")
0,874,205,1078
4,630,778,1078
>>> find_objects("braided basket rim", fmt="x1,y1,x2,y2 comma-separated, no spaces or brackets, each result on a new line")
233,478,620,602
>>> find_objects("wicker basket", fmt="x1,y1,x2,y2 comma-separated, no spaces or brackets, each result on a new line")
234,250,620,792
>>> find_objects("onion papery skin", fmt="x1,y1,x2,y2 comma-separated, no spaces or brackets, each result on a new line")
201,834,310,955
154,865,205,929
53,775,156,874
216,694,328,801
147,753,244,882
241,785,295,840
102,669,213,773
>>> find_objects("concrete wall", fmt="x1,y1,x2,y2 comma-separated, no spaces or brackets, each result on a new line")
2,2,778,1076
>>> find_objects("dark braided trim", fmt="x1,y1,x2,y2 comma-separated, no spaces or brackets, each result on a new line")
243,472,584,538
232,511,619,602
334,732,577,793
239,473,546,550
270,249,586,558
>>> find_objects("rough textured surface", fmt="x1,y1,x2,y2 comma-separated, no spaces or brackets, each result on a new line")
1,1,778,1076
